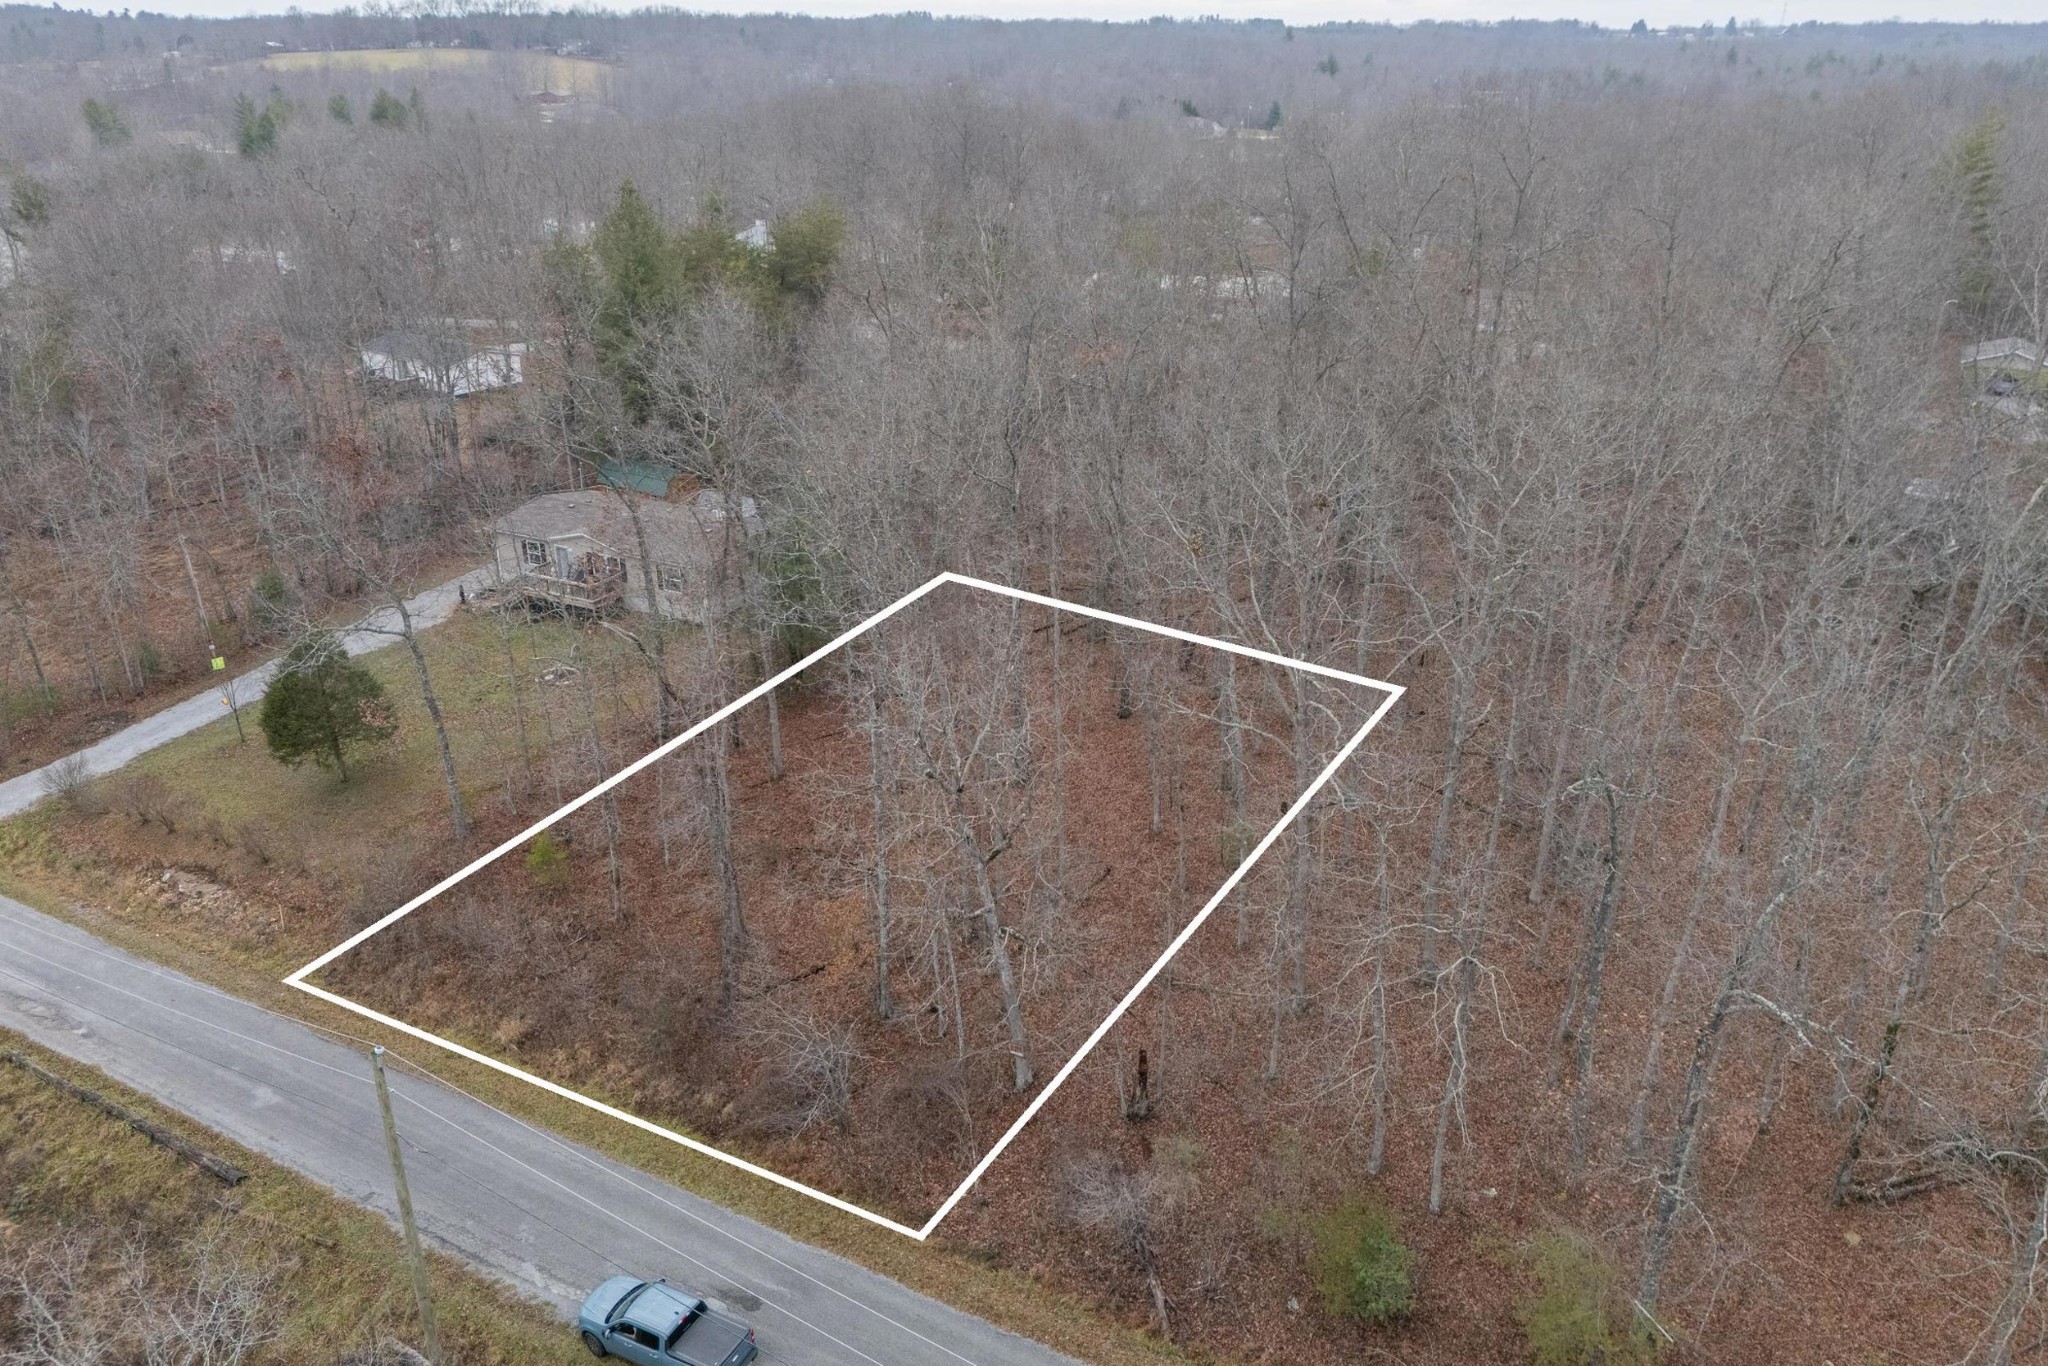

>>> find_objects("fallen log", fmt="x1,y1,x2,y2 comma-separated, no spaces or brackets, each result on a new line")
5,1050,246,1187
1841,1165,1957,1206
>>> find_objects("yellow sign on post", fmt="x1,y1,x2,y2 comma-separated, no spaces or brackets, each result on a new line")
210,656,227,672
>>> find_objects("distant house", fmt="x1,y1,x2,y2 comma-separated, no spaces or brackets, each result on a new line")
361,330,525,397
489,489,760,621
1961,338,2046,396
735,219,774,250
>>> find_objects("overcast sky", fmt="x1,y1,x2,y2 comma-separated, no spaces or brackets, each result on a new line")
158,0,2048,27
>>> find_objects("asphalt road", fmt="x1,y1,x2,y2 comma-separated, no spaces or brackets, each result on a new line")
0,893,1081,1366
0,568,498,821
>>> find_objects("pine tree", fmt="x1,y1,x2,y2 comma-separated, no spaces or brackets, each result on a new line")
258,632,397,781
233,93,280,157
590,180,679,413
368,87,409,130
1264,100,1283,130
80,98,129,147
1948,110,2005,316
328,92,353,124
760,199,846,306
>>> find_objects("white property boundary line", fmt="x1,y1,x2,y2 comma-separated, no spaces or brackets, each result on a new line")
285,571,1404,1242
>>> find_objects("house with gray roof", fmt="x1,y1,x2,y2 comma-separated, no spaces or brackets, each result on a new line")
362,329,525,396
488,489,760,621
1961,337,2046,396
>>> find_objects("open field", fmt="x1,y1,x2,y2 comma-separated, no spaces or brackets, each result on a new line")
0,1029,585,1364
252,49,614,96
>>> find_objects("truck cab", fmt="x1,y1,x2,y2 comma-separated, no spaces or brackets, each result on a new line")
578,1276,759,1366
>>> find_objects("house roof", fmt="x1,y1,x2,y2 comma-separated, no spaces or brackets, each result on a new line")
1961,338,2043,367
492,489,758,567
363,329,475,370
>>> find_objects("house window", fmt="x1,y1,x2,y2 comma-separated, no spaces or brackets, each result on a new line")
520,538,548,569
656,562,687,593
601,555,625,580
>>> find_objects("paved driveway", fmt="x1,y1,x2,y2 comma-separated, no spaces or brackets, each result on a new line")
0,569,496,820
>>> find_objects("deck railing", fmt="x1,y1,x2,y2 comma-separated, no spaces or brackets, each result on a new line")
516,570,624,609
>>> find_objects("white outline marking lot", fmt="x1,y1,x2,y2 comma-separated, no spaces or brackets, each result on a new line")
286,572,1403,1241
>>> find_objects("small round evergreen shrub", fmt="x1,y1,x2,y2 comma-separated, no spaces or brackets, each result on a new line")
1309,1195,1414,1324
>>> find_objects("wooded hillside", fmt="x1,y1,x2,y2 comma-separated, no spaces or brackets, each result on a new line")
6,11,2048,1362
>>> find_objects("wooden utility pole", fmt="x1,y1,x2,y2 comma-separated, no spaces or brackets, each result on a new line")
371,1045,443,1365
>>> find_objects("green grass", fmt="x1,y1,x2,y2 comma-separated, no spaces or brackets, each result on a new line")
251,48,615,95
0,1030,585,1365
126,611,653,899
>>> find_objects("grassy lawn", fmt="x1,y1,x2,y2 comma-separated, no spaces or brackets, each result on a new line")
0,1030,585,1365
126,608,657,905
252,48,615,95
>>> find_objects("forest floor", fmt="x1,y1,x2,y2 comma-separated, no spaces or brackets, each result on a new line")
0,1029,588,1364
0,596,2009,1364
0,524,483,782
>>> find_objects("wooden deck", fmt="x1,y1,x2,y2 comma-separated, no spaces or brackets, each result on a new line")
515,570,623,611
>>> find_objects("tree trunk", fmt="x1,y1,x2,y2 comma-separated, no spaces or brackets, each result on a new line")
866,677,893,1019
396,599,469,843
705,724,746,1012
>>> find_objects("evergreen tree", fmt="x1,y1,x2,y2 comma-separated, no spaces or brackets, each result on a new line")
80,98,129,147
759,199,845,307
258,631,397,781
1947,109,2005,316
591,179,679,412
8,174,50,231
368,87,409,129
1264,100,1283,130
1316,53,1339,76
1630,18,1650,33
233,92,280,157
328,92,353,124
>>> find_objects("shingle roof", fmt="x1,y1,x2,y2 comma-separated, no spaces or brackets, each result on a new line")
363,329,474,370
491,490,756,567
1961,338,2043,367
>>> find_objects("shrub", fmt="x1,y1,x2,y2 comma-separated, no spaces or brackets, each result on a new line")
1518,1232,1652,1366
248,570,295,639
235,822,275,866
112,772,182,832
39,753,102,814
1309,1195,1414,1324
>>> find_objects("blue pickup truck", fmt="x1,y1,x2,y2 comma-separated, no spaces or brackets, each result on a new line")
577,1276,760,1366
